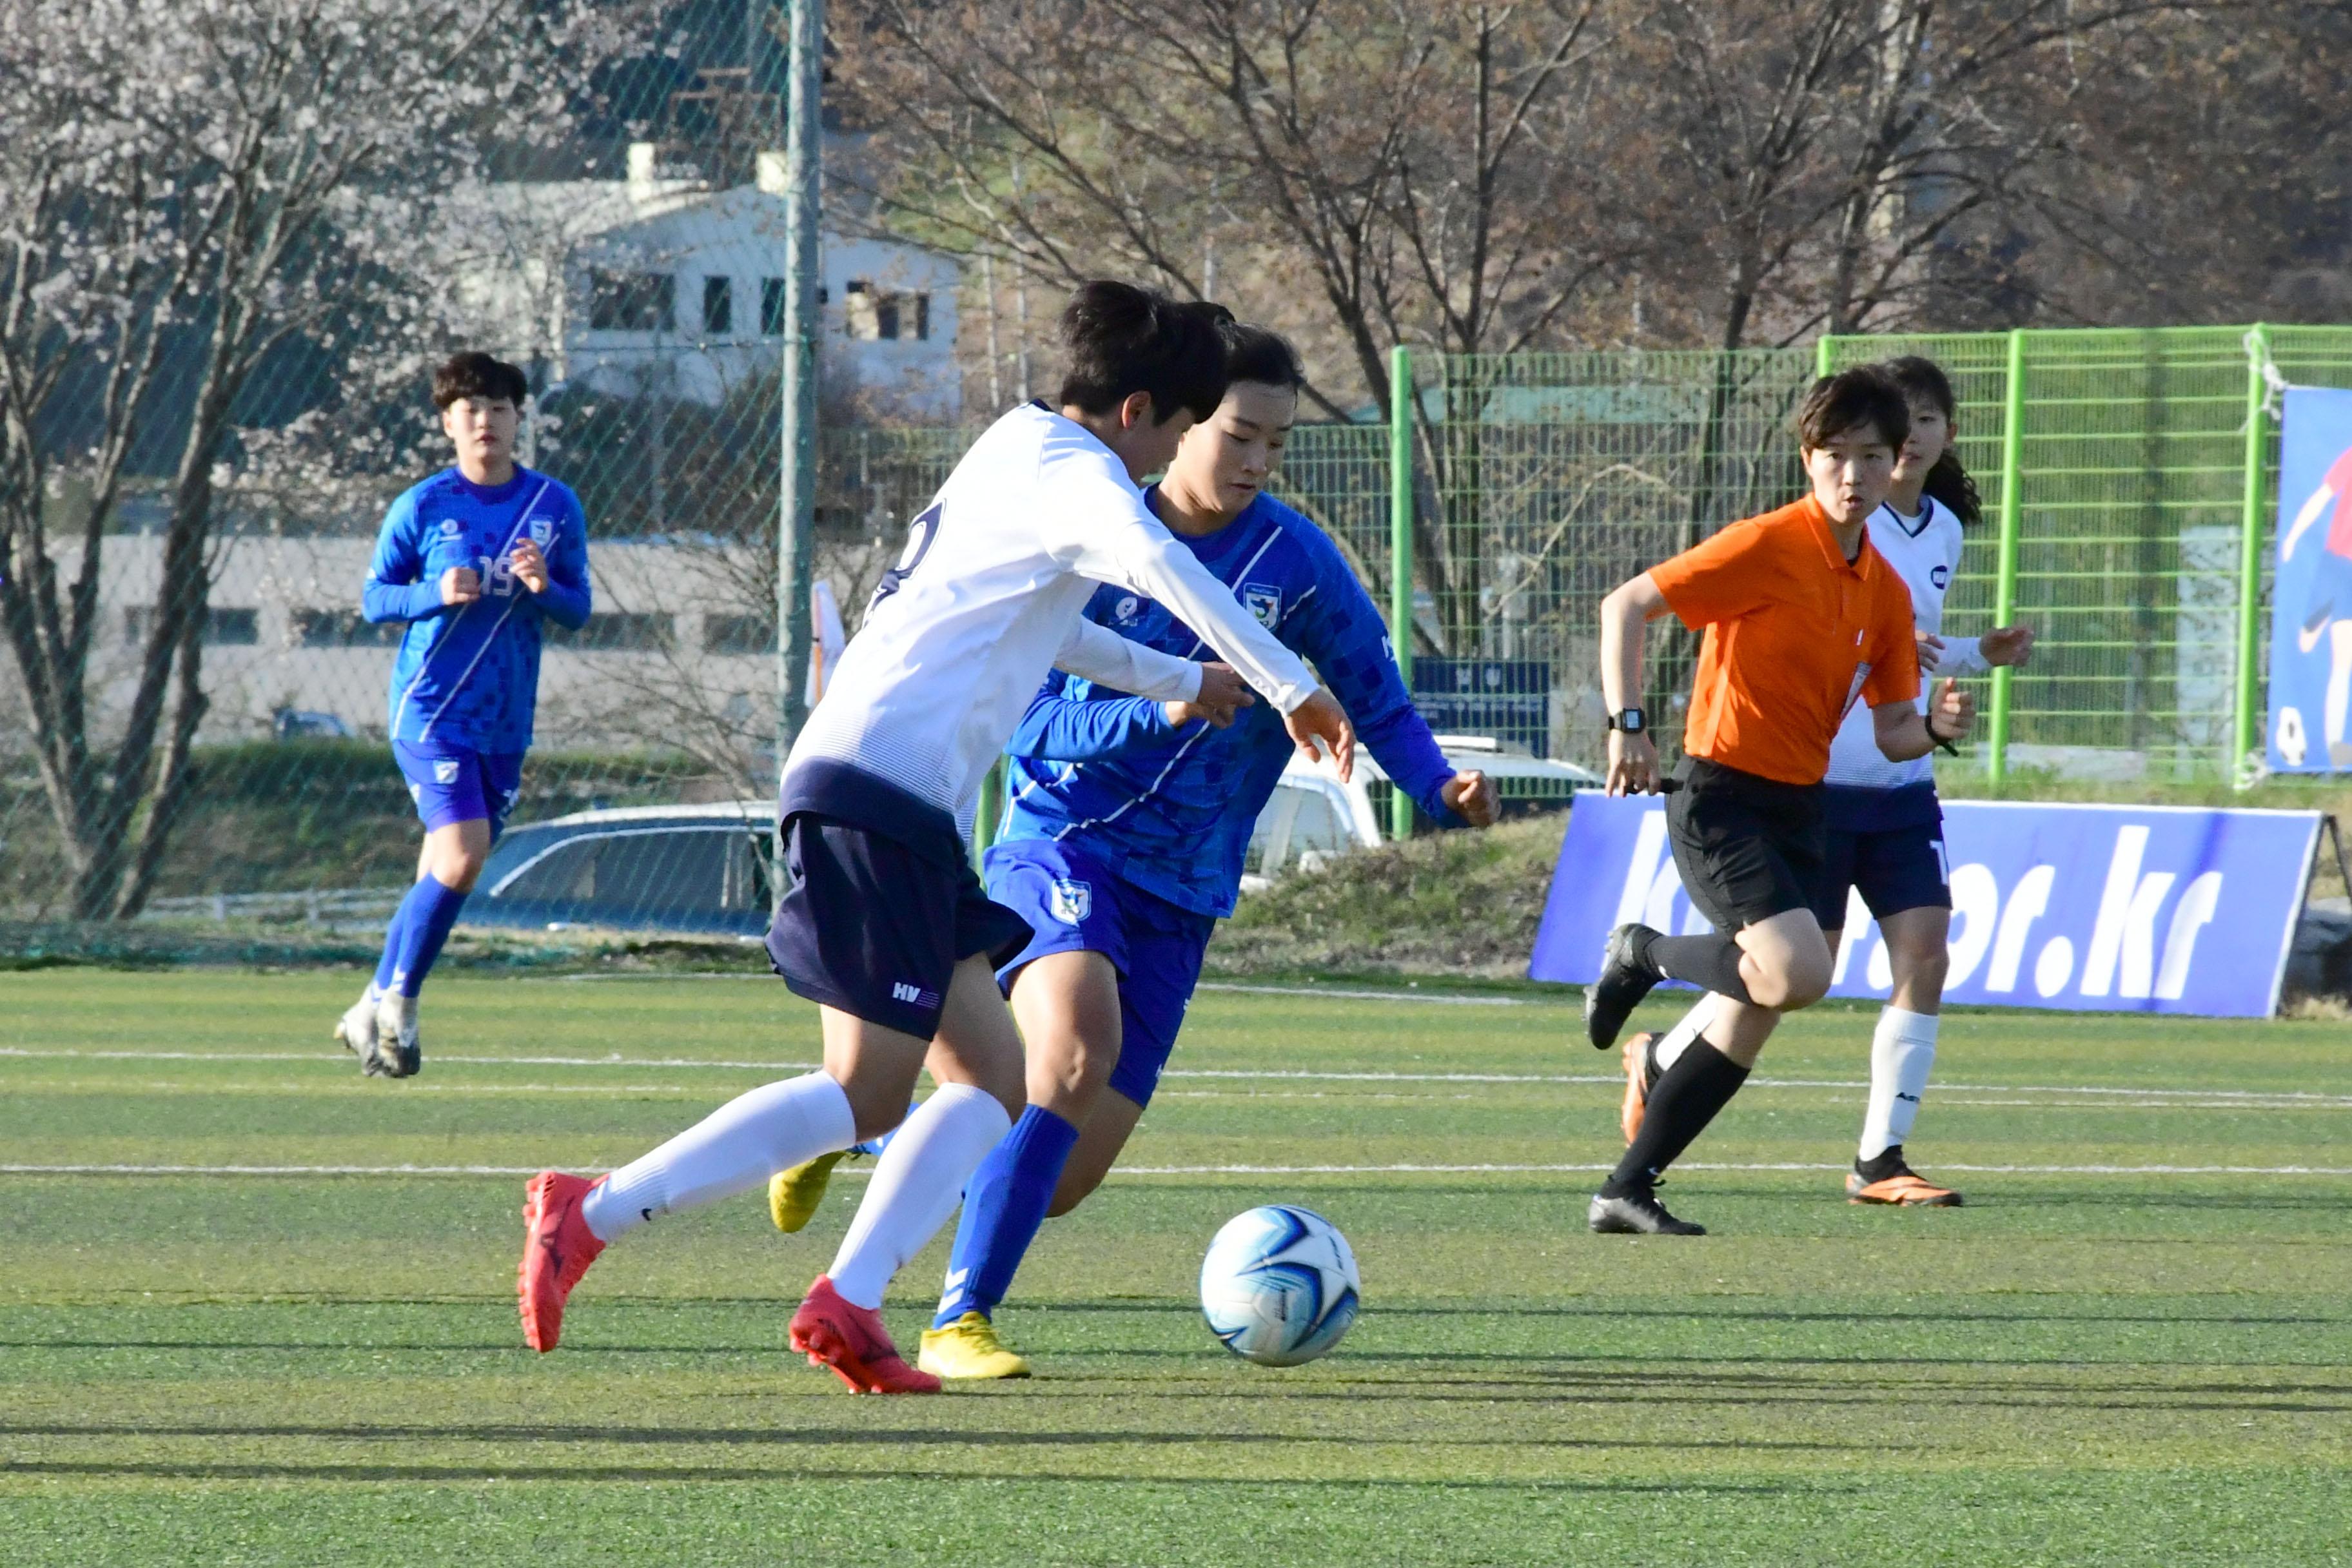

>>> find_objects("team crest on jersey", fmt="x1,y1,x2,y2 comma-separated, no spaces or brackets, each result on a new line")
1243,583,1282,628
1049,878,1092,925
1114,594,1142,625
433,760,461,785
1930,564,1950,589
528,517,554,547
439,518,462,539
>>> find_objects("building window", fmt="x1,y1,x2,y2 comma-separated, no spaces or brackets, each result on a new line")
844,280,879,340
544,611,676,651
844,281,927,342
589,270,675,331
703,276,733,335
761,280,829,335
703,612,776,655
293,609,403,649
124,606,259,646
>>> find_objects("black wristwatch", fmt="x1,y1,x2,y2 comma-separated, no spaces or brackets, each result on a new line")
1608,707,1646,734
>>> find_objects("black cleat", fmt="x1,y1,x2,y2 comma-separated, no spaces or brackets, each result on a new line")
1584,922,1662,1050
1587,1188,1706,1236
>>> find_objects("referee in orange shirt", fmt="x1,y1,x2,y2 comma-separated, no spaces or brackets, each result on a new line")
1583,368,1975,1237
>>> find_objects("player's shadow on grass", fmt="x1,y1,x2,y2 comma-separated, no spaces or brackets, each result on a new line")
0,1420,1863,1454
0,1458,1834,1492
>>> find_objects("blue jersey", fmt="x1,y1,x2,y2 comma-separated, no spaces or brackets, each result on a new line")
998,490,1459,918
364,466,591,753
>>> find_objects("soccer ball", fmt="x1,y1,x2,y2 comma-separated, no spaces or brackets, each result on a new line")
1198,1204,1362,1366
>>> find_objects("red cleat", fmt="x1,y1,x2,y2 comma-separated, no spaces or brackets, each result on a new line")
518,1170,606,1353
789,1275,940,1394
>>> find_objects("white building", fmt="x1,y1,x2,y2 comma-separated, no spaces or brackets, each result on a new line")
447,145,962,420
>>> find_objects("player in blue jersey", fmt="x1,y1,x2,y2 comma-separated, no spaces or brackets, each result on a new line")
770,321,1499,1379
333,352,591,1077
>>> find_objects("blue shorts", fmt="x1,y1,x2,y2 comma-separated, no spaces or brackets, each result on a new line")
1809,818,1952,930
985,838,1218,1110
765,761,1032,1043
393,741,523,836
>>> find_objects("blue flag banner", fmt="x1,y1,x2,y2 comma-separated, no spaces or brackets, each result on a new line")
2269,386,2352,772
1529,794,2322,1018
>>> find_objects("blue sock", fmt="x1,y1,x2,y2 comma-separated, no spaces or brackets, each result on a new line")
933,1104,1080,1329
371,896,412,993
387,874,469,998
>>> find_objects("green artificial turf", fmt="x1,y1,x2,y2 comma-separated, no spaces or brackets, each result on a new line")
2,969,2347,1565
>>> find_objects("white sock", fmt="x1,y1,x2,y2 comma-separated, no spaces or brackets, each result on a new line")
826,1083,1012,1311
582,1072,856,1244
1859,1007,1938,1162
1652,993,1717,1072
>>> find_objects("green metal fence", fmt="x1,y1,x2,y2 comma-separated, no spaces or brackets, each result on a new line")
1379,326,2352,787
1818,326,2352,784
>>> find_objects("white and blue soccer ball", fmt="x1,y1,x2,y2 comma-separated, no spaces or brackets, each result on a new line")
1199,1204,1362,1366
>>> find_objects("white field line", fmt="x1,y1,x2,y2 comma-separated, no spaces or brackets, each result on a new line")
6,1161,2352,1179
6,1046,2349,1107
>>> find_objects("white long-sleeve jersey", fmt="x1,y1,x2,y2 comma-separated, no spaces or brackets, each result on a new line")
1824,495,1990,794
786,402,1322,836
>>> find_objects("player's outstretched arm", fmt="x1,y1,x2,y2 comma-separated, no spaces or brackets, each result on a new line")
1055,614,1203,702
1874,679,1974,761
1297,544,1480,823
1007,672,1178,762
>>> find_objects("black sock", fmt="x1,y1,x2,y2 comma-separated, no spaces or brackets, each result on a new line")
1855,1144,1907,1182
1601,1040,1752,1197
1642,932,1754,1004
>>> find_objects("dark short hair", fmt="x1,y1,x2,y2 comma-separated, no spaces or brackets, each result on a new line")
1796,366,1908,453
1219,320,1304,391
433,351,529,411
1057,282,1231,424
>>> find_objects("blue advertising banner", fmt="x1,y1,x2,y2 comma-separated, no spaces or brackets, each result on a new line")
1411,659,1550,757
1529,794,2322,1017
2269,386,2352,772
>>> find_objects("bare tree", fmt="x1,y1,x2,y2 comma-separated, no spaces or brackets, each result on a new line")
0,0,645,919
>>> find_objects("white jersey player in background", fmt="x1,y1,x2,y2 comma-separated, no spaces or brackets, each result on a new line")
515,283,1354,1390
1622,356,2034,1206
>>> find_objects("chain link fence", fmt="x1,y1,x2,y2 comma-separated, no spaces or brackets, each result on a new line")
5,1,2346,937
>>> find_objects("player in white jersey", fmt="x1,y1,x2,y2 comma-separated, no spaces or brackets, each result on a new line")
513,283,1354,1389
1621,356,2034,1206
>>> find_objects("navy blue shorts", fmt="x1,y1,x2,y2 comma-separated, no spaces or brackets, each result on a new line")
985,838,1217,1110
393,741,523,836
1809,819,1952,931
764,762,1033,1042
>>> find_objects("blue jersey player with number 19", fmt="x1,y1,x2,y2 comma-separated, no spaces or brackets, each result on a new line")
333,353,590,1079
770,322,1500,1381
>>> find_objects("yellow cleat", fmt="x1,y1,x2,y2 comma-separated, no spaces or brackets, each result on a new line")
768,1151,847,1233
918,1312,1032,1380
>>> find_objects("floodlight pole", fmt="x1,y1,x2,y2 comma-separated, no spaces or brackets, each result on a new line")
775,0,821,861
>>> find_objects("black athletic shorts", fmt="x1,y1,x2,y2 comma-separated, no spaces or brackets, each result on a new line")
1810,820,1952,930
1665,756,1828,933
763,760,1034,1041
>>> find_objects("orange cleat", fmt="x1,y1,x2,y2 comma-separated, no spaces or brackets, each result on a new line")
518,1170,607,1352
1846,1166,1963,1206
1620,1032,1660,1145
789,1275,940,1394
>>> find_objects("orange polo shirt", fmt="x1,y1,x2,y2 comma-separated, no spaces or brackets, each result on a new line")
1648,496,1920,786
